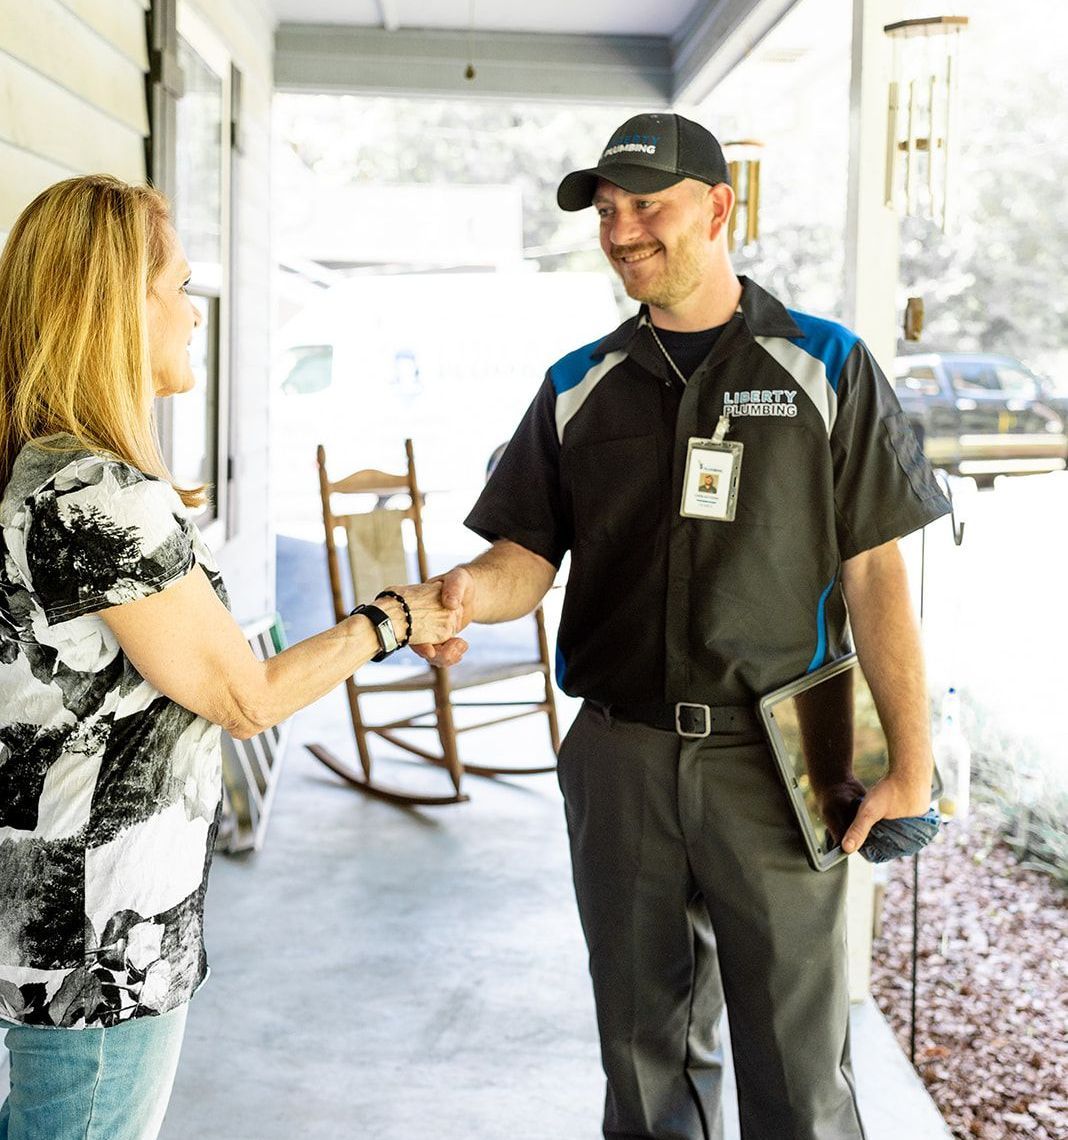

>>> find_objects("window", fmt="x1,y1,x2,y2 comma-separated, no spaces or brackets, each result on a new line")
280,346,333,396
169,6,232,545
948,360,1038,398
946,362,997,393
172,293,220,484
893,365,941,397
992,364,1039,399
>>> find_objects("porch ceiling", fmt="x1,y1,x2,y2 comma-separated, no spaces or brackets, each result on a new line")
272,0,801,106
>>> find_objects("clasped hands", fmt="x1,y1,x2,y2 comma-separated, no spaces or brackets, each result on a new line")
388,568,474,667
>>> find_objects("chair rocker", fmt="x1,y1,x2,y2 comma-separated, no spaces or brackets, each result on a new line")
306,440,560,807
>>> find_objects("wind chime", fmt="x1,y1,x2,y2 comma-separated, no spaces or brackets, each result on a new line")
883,15,969,231
464,0,476,80
722,140,763,252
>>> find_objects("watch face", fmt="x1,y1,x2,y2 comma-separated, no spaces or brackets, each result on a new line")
378,617,399,654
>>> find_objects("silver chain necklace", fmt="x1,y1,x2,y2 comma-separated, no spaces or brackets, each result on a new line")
647,322,689,386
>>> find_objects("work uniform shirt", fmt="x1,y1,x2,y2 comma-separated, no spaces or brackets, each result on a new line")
466,277,950,707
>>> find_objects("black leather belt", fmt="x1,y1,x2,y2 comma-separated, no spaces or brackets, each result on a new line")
604,701,761,740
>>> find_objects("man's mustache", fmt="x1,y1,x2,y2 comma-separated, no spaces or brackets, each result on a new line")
610,242,662,260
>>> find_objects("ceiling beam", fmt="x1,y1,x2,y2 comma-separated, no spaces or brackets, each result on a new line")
672,0,802,107
275,25,673,105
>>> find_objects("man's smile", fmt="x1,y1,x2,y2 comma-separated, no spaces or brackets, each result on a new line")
615,246,662,265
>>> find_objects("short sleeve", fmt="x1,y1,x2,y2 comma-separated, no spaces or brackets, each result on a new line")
464,375,571,567
831,341,951,560
20,456,195,624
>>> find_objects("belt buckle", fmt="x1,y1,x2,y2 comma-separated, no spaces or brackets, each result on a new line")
675,702,711,739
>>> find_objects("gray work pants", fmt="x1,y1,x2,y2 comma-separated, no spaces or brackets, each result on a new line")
557,701,866,1140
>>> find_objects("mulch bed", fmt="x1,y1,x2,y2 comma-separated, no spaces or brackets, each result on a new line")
870,806,1068,1139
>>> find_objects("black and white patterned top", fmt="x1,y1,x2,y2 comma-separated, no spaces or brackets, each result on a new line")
0,438,228,1029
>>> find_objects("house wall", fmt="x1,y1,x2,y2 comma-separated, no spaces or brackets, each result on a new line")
0,0,149,229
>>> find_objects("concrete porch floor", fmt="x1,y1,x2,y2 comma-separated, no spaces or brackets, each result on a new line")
147,676,951,1140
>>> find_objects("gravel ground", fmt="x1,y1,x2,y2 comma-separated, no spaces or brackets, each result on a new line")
870,807,1068,1139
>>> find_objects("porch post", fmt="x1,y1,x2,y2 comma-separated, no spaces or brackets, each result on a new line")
843,0,906,1003
843,0,905,370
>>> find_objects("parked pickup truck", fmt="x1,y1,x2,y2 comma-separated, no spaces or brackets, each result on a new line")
892,352,1067,479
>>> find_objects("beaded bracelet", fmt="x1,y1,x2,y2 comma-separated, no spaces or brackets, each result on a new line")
375,590,413,648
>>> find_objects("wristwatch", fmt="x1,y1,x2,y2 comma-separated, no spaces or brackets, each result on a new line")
349,603,399,662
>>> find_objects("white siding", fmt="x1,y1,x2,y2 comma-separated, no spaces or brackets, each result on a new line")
188,0,274,76
0,0,147,231
0,139,75,234
0,52,144,181
57,0,151,69
0,0,148,124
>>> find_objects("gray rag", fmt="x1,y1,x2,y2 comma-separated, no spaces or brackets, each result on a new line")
859,808,941,863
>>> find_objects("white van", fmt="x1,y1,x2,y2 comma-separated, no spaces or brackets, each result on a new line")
272,270,623,538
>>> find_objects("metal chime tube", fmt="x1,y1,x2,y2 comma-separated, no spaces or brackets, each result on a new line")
727,160,740,250
905,78,917,214
927,70,938,210
942,50,955,231
747,159,760,244
885,79,900,207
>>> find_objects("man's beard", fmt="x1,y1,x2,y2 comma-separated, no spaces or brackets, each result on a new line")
611,217,706,309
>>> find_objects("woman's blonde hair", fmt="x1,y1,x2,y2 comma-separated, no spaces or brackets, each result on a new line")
0,174,203,507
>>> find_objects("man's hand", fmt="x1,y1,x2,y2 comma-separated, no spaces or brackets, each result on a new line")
405,542,557,669
410,566,474,668
841,540,935,854
813,777,867,847
841,771,934,854
389,581,465,648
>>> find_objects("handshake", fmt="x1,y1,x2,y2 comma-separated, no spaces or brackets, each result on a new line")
357,539,554,668
374,568,475,668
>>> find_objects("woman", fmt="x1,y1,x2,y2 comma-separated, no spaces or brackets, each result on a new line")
0,175,460,1140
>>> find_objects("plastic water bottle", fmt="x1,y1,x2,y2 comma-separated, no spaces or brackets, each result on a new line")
934,686,971,820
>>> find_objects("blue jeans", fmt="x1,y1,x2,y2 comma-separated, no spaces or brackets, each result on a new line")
0,1004,187,1140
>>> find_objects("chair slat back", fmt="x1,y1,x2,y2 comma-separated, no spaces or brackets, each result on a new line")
341,510,409,601
330,469,410,496
317,440,429,626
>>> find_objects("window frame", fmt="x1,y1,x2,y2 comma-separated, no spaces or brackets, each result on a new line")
148,0,234,552
175,5,232,549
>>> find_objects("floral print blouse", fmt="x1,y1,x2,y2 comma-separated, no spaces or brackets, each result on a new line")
0,438,228,1028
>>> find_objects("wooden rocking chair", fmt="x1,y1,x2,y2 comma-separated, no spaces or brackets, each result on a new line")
306,439,560,807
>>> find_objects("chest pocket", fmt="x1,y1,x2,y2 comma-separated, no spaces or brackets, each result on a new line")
564,433,660,541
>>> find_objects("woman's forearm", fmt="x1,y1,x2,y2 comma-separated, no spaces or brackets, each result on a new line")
103,575,457,740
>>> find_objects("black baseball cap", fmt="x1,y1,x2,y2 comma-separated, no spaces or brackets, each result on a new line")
557,112,731,212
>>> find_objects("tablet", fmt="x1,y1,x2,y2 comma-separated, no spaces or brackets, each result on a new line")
758,653,940,871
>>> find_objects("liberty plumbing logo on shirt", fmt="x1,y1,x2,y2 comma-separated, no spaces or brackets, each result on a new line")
602,134,660,160
723,389,799,418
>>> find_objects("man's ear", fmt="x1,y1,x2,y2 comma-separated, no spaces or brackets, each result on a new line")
707,183,735,242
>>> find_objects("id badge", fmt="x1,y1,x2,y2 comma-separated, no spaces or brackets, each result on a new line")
680,417,743,522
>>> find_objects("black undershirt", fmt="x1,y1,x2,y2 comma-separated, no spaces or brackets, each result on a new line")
651,323,728,381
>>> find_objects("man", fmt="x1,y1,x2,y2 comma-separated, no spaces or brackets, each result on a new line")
417,113,949,1139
